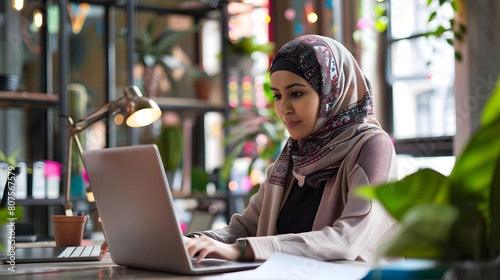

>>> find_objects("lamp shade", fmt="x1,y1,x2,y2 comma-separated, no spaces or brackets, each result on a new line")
123,85,162,127
126,99,162,127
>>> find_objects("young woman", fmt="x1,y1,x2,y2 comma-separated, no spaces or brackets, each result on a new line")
185,34,399,263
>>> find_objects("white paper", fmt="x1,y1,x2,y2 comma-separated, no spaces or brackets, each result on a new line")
200,253,373,280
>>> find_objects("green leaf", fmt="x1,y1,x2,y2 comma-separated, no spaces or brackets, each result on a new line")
432,26,447,37
0,150,19,167
449,120,500,206
155,26,198,56
374,16,388,33
439,0,446,6
428,11,437,23
454,32,463,41
0,207,23,224
481,74,500,128
454,51,462,61
427,0,433,7
446,39,453,46
448,205,486,260
374,3,387,17
489,154,500,258
451,0,458,11
0,207,23,252
356,168,450,221
383,204,459,259
459,24,467,33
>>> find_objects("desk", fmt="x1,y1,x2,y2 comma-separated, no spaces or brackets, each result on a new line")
1,240,375,279
1,238,211,279
0,254,215,279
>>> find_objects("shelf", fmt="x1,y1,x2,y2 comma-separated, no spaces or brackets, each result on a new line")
72,0,219,18
17,198,65,206
0,91,59,108
152,97,227,113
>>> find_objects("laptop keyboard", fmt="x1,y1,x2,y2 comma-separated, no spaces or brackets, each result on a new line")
192,258,240,268
57,246,101,258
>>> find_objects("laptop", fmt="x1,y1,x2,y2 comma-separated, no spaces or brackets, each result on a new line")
80,144,261,275
2,245,103,264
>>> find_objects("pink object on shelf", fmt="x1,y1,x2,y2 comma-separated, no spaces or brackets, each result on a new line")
82,168,89,184
44,160,61,178
180,222,187,234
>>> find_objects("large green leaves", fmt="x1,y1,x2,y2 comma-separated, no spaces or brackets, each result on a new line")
356,168,450,221
481,74,500,128
356,75,500,261
448,74,500,259
383,204,459,259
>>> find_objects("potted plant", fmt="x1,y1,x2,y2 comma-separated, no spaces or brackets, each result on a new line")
224,36,274,76
185,65,217,100
135,18,198,97
356,75,500,278
226,36,275,56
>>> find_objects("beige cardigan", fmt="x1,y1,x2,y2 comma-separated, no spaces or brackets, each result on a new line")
200,132,399,263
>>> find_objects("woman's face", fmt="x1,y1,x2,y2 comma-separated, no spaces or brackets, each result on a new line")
270,70,320,140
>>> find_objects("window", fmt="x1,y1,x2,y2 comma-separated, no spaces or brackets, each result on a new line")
387,0,456,176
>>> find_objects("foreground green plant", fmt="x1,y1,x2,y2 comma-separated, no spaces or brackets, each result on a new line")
356,75,500,261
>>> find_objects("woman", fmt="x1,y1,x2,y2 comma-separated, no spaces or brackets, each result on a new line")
185,34,399,263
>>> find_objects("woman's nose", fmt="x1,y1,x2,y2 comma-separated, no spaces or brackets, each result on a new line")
279,98,293,115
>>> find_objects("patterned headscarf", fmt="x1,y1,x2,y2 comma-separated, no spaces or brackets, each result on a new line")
268,35,381,189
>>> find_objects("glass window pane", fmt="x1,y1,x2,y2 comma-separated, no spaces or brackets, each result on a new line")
391,37,455,78
390,0,455,39
0,1,45,92
392,79,455,139
397,155,455,178
68,5,106,109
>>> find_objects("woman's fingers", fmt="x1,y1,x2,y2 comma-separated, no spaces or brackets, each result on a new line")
185,235,235,263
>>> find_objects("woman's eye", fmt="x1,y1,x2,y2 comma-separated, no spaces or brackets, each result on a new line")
291,91,303,98
273,94,282,100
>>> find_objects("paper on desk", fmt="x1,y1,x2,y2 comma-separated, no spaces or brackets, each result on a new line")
201,253,372,280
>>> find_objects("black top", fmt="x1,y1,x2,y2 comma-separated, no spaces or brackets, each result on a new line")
276,180,325,234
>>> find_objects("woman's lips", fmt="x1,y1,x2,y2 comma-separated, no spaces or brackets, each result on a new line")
285,120,300,128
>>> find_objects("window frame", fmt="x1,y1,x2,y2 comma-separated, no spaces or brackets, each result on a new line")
383,0,454,157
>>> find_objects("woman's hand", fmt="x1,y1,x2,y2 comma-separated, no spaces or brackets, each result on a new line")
100,240,108,258
185,235,239,263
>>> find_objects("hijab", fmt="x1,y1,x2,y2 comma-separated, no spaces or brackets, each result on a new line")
268,34,382,189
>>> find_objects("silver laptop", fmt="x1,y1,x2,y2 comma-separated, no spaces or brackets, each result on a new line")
81,144,261,275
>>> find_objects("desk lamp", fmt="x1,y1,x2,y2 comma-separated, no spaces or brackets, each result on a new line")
64,85,162,216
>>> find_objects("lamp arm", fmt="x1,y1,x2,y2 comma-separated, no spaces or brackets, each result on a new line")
64,97,126,215
68,97,126,137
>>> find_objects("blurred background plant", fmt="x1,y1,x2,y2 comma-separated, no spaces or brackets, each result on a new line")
226,36,275,56
0,151,23,254
220,72,286,195
135,18,198,97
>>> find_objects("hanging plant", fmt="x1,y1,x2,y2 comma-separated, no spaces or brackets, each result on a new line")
424,0,467,62
360,0,466,62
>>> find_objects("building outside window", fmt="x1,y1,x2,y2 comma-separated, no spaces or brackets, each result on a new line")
386,0,457,176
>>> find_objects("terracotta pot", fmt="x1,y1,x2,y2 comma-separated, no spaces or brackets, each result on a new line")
194,79,214,100
51,215,88,246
